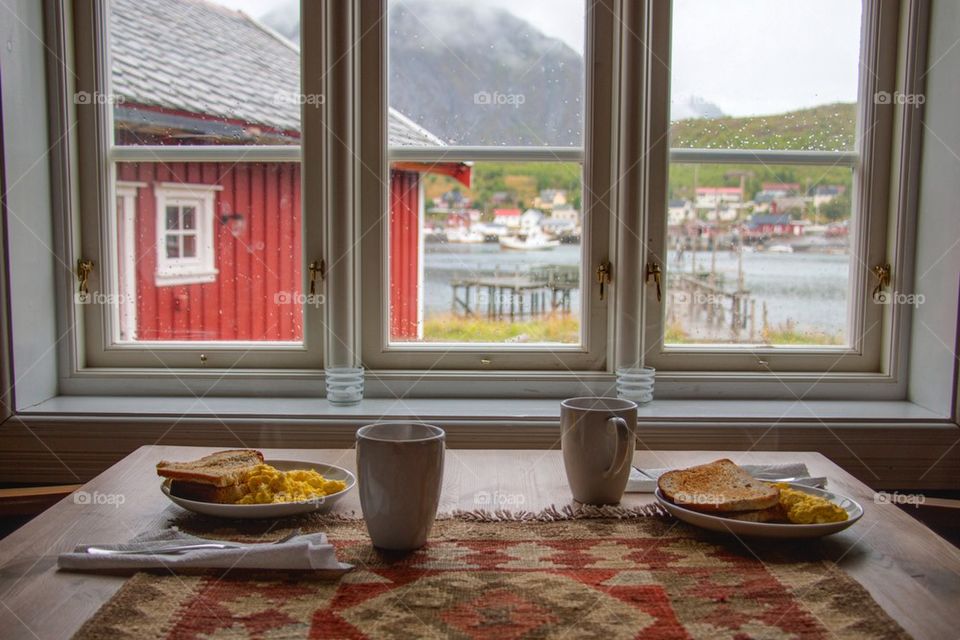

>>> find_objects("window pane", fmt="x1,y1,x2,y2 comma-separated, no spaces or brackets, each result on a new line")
106,1,308,345
109,0,301,146
182,207,196,230
670,0,861,151
387,0,585,146
165,206,179,230
664,163,852,346
389,161,582,344
182,234,197,258
165,235,180,259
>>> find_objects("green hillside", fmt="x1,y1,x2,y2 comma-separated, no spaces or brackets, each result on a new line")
670,102,857,151
421,102,858,220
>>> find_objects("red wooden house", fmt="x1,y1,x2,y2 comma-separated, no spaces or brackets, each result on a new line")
744,214,807,237
110,0,469,342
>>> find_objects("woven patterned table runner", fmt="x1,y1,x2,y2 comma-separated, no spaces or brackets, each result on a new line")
73,514,909,639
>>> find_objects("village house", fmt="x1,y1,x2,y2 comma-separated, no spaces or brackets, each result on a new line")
533,189,568,211
759,182,801,197
109,0,469,342
744,213,807,237
520,209,545,229
695,186,743,208
668,198,694,225
695,186,743,221
812,184,846,207
550,205,581,226
493,208,523,228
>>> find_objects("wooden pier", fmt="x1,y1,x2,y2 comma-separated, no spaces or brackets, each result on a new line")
667,272,755,341
450,266,578,320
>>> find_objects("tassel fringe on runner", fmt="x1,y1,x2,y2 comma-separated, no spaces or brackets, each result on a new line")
447,502,667,522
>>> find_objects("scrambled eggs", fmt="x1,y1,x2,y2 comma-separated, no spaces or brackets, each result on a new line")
236,464,347,504
774,483,848,524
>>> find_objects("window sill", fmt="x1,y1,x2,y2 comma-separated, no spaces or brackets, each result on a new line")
155,270,218,287
18,395,951,424
8,397,957,488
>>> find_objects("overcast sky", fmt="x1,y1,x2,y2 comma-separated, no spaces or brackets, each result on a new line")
212,0,861,117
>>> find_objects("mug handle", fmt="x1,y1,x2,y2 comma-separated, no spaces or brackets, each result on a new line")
603,416,631,478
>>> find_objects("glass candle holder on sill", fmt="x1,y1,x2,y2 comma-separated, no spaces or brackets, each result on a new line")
325,367,364,405
616,366,655,405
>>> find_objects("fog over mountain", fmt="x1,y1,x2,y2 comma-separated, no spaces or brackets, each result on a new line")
260,0,723,144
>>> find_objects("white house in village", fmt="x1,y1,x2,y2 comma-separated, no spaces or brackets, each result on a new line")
493,208,522,228
534,189,568,211
551,206,581,226
668,199,694,225
520,209,544,229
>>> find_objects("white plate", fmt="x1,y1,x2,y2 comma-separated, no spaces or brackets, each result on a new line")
655,482,863,538
161,459,355,519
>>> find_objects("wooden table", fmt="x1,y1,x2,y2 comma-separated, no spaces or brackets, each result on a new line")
0,447,956,639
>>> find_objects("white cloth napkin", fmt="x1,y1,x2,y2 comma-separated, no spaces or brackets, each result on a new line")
626,462,815,493
58,529,352,573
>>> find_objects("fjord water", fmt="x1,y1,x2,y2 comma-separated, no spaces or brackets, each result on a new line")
422,243,848,341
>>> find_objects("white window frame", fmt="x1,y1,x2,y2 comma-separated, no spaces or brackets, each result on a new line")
357,0,616,371
38,0,927,399
63,0,326,374
115,181,142,340
638,0,904,375
153,183,220,287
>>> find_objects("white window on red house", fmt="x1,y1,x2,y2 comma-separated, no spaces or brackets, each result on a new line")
153,183,220,286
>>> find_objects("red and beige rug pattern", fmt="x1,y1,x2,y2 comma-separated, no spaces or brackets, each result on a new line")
73,517,908,639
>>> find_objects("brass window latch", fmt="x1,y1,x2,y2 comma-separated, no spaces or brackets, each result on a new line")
76,259,94,295
645,261,662,302
308,259,326,296
596,261,612,300
871,263,891,299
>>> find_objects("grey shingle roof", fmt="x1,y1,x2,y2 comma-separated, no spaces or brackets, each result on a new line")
110,0,441,146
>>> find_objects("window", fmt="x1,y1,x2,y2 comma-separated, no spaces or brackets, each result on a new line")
55,0,920,396
360,0,615,370
153,184,219,287
641,0,898,373
73,0,324,367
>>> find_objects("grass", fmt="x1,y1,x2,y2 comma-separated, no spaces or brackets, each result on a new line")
666,320,844,347
420,314,580,343
417,315,842,347
760,326,844,346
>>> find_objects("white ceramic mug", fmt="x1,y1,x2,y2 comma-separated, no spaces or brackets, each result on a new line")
356,422,445,550
561,397,638,505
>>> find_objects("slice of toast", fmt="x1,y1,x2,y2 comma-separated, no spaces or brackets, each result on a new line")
168,480,250,504
658,458,780,513
156,449,264,488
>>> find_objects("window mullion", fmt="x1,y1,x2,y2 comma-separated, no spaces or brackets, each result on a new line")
619,0,668,371
314,0,360,368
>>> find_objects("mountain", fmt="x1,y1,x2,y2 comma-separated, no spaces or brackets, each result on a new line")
259,3,852,152
261,0,583,145
671,95,725,120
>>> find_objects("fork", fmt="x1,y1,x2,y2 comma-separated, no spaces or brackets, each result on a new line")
86,528,303,555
